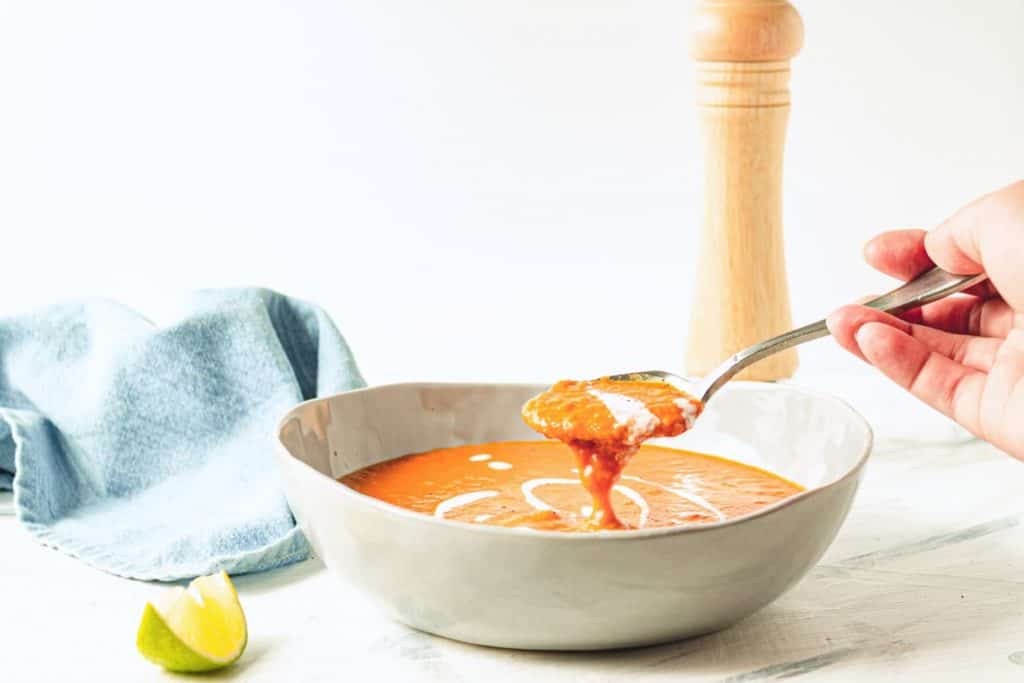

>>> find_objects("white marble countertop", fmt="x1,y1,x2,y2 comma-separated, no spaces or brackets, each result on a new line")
3,372,1024,682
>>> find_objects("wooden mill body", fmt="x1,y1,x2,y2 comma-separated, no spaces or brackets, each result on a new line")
685,0,803,381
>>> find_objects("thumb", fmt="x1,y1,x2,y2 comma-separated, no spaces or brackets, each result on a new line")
924,180,1024,307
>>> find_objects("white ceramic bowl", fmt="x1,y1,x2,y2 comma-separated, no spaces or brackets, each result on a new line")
276,381,872,651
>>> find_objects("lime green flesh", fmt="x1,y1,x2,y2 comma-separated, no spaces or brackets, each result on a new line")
136,571,247,673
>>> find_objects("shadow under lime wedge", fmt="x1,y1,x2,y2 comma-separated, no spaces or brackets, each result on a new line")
136,571,248,673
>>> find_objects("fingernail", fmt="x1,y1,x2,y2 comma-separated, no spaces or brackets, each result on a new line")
862,234,883,262
825,311,840,335
825,306,850,335
825,304,860,331
853,322,878,352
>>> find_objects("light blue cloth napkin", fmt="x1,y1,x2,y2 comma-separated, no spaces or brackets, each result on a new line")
0,289,365,581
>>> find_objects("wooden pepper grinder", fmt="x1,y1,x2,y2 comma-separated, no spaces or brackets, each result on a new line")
685,0,803,380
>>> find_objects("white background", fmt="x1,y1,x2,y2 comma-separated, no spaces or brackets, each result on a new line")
1,0,1021,384
3,6,1024,680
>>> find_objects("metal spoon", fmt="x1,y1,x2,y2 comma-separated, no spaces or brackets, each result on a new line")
610,267,989,406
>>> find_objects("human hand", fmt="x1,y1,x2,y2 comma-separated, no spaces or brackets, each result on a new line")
827,181,1024,459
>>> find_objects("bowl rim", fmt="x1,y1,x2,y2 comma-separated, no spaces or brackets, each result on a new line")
276,380,873,542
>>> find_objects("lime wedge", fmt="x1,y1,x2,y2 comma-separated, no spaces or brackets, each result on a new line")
136,571,248,673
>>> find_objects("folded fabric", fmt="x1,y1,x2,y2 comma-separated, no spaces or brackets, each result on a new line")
0,289,365,581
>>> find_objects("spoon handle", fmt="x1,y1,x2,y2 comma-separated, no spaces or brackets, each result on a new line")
699,267,989,402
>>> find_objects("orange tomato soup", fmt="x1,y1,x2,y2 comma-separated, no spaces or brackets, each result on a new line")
339,378,801,532
340,441,800,532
